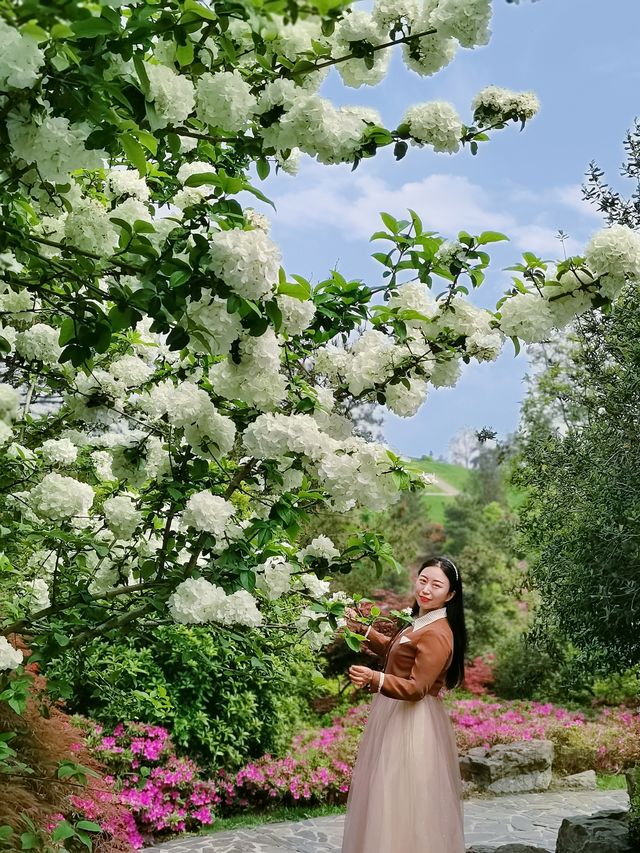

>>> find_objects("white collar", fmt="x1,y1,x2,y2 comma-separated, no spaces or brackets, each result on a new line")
412,607,448,632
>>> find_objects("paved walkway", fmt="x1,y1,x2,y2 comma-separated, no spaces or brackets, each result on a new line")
147,789,629,852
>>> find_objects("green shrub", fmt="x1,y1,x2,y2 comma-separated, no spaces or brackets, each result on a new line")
45,624,323,772
591,668,640,707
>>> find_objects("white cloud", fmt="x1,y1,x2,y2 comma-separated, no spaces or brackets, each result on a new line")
270,162,594,256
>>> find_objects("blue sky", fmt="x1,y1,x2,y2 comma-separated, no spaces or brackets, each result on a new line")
258,0,640,460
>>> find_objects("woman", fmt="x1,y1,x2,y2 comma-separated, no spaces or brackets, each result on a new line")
341,556,467,853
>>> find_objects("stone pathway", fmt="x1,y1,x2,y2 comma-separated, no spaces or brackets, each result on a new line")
147,789,629,852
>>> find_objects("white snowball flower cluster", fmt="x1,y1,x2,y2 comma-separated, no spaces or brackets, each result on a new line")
265,15,326,65
255,555,295,600
29,473,95,521
435,296,504,362
402,5,457,77
196,71,257,132
317,437,400,511
141,380,236,458
28,549,58,578
472,86,540,124
208,328,288,410
0,288,35,326
313,343,350,380
0,251,23,275
295,607,336,651
430,0,492,49
297,572,332,598
168,577,263,627
209,228,281,301
145,62,196,127
242,412,335,463
402,101,463,153
182,491,236,537
384,373,428,417
244,209,271,234
261,94,379,166
543,270,595,328
333,11,390,88
256,78,301,115
0,636,23,671
106,168,150,202
103,495,142,540
20,578,51,613
64,197,119,256
174,160,216,208
109,355,153,387
111,197,153,229
15,323,62,365
372,0,420,31
41,438,78,466
497,290,555,343
7,111,106,185
344,329,395,395
429,357,461,388
0,383,20,425
276,295,316,337
585,224,640,300
387,282,439,328
0,20,45,89
297,535,340,563
184,294,243,356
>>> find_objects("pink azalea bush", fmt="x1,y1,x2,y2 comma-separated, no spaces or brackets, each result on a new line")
461,655,496,696
83,698,640,840
212,709,365,810
219,697,640,809
84,721,220,844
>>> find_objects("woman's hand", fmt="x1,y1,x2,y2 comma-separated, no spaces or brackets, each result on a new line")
348,665,374,689
344,606,366,634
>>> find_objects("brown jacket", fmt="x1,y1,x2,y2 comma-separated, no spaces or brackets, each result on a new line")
363,617,454,701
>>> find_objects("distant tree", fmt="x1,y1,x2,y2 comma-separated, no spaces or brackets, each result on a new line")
448,427,482,468
444,455,524,657
512,121,640,672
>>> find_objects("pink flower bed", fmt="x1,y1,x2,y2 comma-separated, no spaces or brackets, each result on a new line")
449,697,586,751
84,721,221,845
221,697,640,809
85,698,640,842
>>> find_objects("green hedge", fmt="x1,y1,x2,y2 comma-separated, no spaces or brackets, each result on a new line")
45,624,324,771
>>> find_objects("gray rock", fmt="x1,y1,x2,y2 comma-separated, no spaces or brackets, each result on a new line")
556,808,632,852
460,740,554,795
559,771,598,790
467,846,551,853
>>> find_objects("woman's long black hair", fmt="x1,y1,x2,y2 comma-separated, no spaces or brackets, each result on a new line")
406,555,467,690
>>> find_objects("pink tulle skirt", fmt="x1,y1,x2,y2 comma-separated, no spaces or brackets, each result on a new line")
341,692,465,853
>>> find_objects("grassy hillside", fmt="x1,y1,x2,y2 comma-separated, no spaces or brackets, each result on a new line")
402,455,524,525
401,456,470,525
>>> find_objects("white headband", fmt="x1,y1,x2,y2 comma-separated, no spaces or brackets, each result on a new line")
442,558,458,582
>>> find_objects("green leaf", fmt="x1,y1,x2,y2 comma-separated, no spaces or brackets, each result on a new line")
176,41,194,66
380,212,399,234
265,299,283,330
277,277,312,300
0,336,11,355
70,17,115,38
120,133,147,176
183,172,219,188
75,821,102,833
256,159,270,180
477,231,510,245
52,821,76,842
